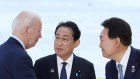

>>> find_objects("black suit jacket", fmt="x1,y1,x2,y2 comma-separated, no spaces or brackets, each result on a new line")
34,54,96,79
0,37,36,79
105,46,140,79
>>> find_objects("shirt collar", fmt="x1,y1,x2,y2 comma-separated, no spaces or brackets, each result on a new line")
11,35,26,49
116,46,131,67
57,54,73,66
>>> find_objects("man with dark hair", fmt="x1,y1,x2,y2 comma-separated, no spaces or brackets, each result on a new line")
99,17,140,79
34,21,96,79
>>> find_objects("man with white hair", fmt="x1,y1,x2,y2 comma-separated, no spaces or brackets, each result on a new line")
0,11,42,79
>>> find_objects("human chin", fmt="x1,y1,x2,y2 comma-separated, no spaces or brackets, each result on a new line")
102,51,107,58
55,51,63,57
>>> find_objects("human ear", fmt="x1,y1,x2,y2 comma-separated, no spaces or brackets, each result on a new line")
74,39,80,48
115,37,121,47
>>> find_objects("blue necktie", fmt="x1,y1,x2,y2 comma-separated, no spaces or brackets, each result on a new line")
118,64,123,79
60,62,67,79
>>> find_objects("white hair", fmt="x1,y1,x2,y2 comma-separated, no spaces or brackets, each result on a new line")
12,17,30,31
12,11,41,32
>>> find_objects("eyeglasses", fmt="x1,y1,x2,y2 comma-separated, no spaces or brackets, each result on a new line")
54,36,74,43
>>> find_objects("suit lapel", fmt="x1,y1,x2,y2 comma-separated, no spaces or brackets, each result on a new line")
110,61,118,79
124,47,139,79
70,55,81,79
50,54,59,79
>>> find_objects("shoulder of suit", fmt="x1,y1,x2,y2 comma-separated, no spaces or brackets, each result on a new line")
106,59,116,67
133,47,140,53
35,54,55,62
74,55,93,65
132,47,140,62
131,46,140,58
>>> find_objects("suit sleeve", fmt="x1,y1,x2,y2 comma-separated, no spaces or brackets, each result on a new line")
89,63,96,79
12,54,36,79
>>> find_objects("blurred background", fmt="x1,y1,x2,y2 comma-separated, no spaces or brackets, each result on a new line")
0,0,140,78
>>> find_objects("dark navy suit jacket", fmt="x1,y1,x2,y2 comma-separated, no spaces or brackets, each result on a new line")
34,54,96,79
105,46,140,79
0,37,36,79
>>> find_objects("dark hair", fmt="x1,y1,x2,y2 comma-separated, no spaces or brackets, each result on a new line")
101,17,132,46
55,21,81,41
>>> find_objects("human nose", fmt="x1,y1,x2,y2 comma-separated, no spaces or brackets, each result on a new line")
56,38,63,45
99,42,101,48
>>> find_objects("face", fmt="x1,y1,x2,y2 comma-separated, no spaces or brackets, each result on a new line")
26,20,42,49
54,26,79,60
99,28,117,59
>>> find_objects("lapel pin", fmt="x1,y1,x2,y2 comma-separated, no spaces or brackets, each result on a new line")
132,65,135,69
50,69,54,72
131,65,135,72
76,70,81,78
76,73,78,77
131,69,135,72
78,70,80,73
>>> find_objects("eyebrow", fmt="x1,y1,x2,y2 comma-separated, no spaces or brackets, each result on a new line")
55,34,69,38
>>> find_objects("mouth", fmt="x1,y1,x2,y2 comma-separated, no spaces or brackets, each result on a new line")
102,49,104,52
56,48,63,51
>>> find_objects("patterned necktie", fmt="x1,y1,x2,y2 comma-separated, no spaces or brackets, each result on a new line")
118,64,123,79
60,62,67,79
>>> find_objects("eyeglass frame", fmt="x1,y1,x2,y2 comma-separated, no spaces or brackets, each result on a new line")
54,35,74,43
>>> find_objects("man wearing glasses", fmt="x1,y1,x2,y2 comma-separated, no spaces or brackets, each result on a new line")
34,21,96,79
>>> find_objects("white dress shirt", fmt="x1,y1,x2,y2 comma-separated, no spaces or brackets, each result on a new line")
116,46,131,78
57,54,73,79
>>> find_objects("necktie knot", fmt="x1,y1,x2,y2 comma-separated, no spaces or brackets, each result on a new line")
62,62,67,67
118,64,123,69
